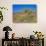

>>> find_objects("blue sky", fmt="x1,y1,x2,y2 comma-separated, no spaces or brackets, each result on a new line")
13,4,37,13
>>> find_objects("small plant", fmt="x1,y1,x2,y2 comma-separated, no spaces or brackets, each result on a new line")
33,31,44,39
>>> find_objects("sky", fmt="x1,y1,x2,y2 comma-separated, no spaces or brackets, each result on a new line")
13,4,37,13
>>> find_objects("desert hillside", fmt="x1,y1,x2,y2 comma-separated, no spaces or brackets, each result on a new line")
13,10,37,23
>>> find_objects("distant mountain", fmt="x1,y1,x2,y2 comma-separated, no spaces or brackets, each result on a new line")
13,9,36,16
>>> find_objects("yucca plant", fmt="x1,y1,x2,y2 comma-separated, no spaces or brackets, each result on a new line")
0,11,3,23
0,7,8,23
